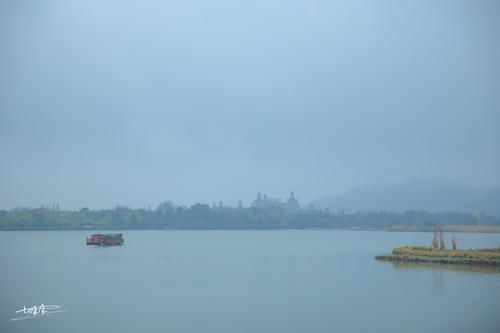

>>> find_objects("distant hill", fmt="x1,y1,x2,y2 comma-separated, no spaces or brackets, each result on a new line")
481,186,500,215
314,179,500,215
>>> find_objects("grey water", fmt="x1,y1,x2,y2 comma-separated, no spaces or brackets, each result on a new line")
1,230,499,333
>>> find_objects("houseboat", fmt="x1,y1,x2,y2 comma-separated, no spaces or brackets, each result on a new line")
86,233,124,246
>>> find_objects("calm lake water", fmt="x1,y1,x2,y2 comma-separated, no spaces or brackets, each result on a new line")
1,230,500,333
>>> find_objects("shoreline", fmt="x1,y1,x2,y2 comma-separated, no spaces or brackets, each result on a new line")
1,225,500,233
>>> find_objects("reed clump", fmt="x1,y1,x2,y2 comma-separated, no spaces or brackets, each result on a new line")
432,228,439,249
439,228,445,249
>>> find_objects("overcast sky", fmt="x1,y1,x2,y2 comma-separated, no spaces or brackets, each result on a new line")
1,0,499,210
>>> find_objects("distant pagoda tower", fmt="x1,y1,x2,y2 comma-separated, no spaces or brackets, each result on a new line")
251,192,264,208
286,191,300,213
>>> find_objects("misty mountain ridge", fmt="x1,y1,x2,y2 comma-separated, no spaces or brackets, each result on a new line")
314,179,500,215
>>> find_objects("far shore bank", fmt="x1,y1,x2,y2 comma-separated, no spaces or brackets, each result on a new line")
307,225,500,233
2,225,500,233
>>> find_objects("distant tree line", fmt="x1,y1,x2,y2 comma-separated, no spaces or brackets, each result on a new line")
0,202,499,230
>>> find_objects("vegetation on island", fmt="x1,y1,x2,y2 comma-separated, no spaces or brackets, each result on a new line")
1,193,499,231
376,246,500,266
376,229,500,266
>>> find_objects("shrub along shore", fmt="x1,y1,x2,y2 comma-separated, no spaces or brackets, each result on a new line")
375,246,500,266
1,204,500,231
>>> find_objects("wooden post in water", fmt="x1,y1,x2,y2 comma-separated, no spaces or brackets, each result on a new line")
439,227,445,250
432,227,439,249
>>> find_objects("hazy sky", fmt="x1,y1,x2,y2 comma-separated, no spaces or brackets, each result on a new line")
1,0,499,210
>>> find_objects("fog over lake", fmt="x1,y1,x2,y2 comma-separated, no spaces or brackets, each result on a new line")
1,1,500,332
1,0,499,210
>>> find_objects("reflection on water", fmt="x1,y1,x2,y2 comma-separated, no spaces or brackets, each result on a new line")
389,261,500,274
386,261,500,296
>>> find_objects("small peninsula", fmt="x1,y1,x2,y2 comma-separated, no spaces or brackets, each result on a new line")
376,246,500,266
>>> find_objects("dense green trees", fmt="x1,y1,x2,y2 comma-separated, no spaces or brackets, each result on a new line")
0,204,498,230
